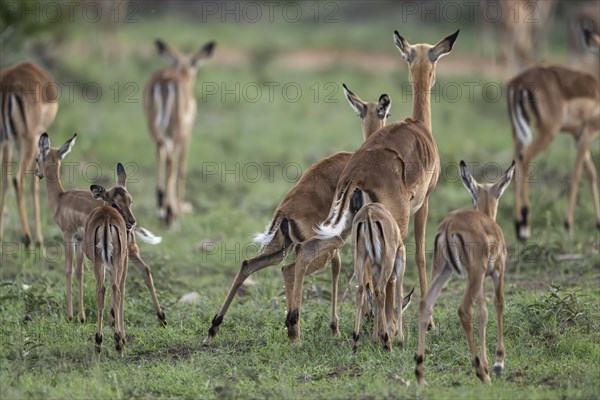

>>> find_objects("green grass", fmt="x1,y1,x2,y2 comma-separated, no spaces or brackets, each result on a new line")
1,2,600,399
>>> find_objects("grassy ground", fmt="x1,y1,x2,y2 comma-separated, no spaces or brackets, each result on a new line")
1,2,599,399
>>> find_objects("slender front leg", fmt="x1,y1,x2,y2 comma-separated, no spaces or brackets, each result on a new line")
281,262,295,314
582,150,600,229
14,142,36,246
208,248,285,339
31,172,43,246
128,238,166,325
75,241,86,323
352,282,365,352
492,267,505,376
414,199,432,328
0,144,12,245
329,250,341,335
63,239,74,321
565,138,591,234
392,246,406,347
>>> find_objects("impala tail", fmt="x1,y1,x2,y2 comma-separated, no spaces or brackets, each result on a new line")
134,226,162,245
94,222,120,265
0,91,27,143
150,80,176,152
315,183,362,239
253,212,285,249
507,83,540,146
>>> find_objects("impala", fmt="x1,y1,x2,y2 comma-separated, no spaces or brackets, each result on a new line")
568,2,599,78
290,30,459,342
0,62,58,246
208,85,392,340
508,61,599,241
84,167,133,353
415,160,514,385
36,133,166,325
351,202,413,351
143,39,216,225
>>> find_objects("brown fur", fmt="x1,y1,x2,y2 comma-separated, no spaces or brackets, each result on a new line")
36,134,165,324
208,87,391,340
289,31,459,342
568,1,600,79
508,65,600,240
84,204,129,353
0,62,59,246
415,161,514,386
143,39,215,225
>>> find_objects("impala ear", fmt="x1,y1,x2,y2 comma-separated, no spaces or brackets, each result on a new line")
493,161,516,199
191,41,216,67
459,160,479,203
377,94,391,119
155,39,179,66
90,185,107,201
430,30,460,62
116,163,127,186
57,133,77,160
343,83,367,118
38,133,50,158
394,30,412,62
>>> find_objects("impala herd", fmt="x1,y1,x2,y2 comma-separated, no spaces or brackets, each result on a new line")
1,9,599,386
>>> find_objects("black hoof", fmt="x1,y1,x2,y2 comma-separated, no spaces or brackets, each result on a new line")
157,310,167,327
22,234,31,248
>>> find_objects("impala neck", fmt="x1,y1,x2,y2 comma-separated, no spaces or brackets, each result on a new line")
44,160,65,215
412,80,432,132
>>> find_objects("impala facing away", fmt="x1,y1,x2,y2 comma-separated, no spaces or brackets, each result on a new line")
351,202,413,352
144,39,216,225
36,133,165,325
84,168,132,353
508,61,600,241
289,30,459,342
415,161,514,385
0,62,58,246
208,85,393,340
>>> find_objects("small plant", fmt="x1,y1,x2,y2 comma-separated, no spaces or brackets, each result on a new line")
525,284,590,334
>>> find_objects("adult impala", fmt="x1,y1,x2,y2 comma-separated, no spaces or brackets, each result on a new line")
143,39,216,225
508,59,600,240
415,161,514,385
208,85,393,340
289,30,459,342
0,62,58,246
36,133,166,325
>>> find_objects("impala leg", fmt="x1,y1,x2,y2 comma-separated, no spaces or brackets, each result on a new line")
31,170,42,246
476,280,490,382
492,267,506,376
352,280,365,352
115,254,128,353
14,140,36,246
329,250,341,335
565,136,592,234
515,126,555,241
415,262,452,386
111,276,124,352
281,262,295,313
156,144,167,221
459,273,490,384
208,248,286,339
64,239,74,321
94,262,106,353
289,236,343,342
164,152,177,225
176,144,189,214
582,150,600,230
128,238,166,325
414,199,433,329
75,241,86,323
375,272,391,351
0,144,12,244
392,245,406,348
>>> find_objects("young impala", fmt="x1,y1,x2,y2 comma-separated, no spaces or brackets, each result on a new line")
144,39,215,225
83,164,133,353
36,133,165,325
208,85,393,340
415,161,514,385
0,62,58,246
351,202,413,351
291,30,459,342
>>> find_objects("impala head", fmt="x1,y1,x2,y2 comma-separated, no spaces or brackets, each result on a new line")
36,133,77,180
154,39,216,80
90,163,137,230
394,30,459,89
343,83,391,140
460,160,515,221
